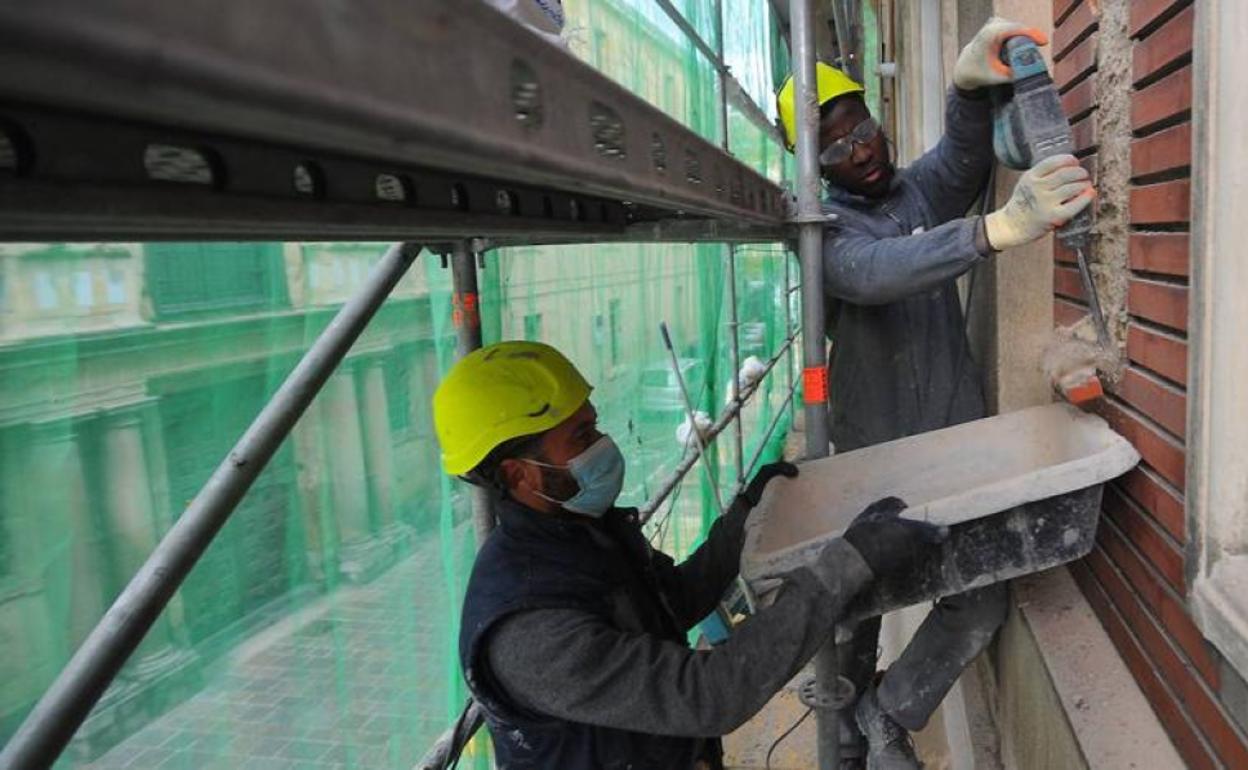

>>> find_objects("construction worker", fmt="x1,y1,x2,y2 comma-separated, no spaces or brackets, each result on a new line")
435,341,945,770
776,16,1096,770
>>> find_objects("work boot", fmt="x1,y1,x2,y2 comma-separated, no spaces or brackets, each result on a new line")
853,685,922,770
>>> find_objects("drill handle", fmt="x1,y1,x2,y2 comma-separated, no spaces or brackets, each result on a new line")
1001,35,1050,85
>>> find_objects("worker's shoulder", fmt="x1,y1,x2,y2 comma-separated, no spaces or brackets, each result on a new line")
821,176,921,235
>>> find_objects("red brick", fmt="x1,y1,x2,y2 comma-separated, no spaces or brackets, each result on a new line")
1117,465,1185,542
1129,278,1189,332
1095,511,1220,689
1134,5,1194,85
1055,298,1085,327
1132,65,1192,131
1102,484,1185,593
1055,240,1077,266
1130,232,1190,277
1071,113,1097,154
1131,0,1189,38
1056,32,1098,91
1084,547,1248,769
1061,77,1097,120
1118,361,1183,439
1116,366,1187,438
1055,0,1082,27
1131,179,1191,225
1085,549,1226,762
1094,539,1248,768
1054,1,1098,60
1132,123,1192,178
1096,398,1186,489
1054,265,1086,302
1071,559,1219,770
1127,322,1188,385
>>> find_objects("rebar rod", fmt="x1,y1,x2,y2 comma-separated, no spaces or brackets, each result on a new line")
639,332,797,522
744,380,800,480
659,322,728,520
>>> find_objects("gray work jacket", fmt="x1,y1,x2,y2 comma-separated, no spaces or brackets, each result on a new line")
823,87,996,452
483,498,872,742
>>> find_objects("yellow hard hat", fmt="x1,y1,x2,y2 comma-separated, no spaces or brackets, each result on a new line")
433,341,593,476
776,63,866,151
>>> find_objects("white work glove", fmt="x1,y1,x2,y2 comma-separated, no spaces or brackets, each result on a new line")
953,16,1049,91
985,154,1095,251
484,0,568,47
675,411,713,447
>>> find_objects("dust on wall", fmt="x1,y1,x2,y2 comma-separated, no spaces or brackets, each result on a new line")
1061,0,1132,384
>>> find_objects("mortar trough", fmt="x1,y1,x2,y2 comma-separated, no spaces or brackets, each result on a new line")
741,403,1140,624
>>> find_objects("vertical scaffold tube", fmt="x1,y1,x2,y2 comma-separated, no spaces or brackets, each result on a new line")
789,0,831,462
450,241,495,546
788,0,838,767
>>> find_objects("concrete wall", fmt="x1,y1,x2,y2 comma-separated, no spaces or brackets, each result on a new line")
964,0,1058,416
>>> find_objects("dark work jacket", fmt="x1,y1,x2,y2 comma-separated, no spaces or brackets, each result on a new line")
822,87,995,452
459,497,716,770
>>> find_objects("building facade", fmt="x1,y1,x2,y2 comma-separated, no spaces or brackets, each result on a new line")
875,1,1248,767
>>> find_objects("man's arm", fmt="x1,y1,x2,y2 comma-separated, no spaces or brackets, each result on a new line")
664,498,751,629
906,87,996,223
485,540,872,737
661,462,798,629
824,216,991,306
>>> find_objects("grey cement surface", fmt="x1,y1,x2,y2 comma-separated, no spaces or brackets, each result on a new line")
744,403,1139,570
69,530,465,770
1006,567,1183,770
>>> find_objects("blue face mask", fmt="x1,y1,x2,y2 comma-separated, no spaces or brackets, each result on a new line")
528,435,626,517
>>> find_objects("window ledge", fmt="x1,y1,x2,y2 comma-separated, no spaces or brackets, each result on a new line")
1192,556,1248,680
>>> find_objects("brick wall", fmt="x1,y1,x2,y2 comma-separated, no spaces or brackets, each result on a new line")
1051,1,1248,767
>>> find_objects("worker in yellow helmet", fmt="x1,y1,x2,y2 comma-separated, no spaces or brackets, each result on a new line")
775,17,1093,770
434,340,944,770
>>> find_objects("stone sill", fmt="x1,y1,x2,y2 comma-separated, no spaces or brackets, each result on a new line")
1001,566,1184,770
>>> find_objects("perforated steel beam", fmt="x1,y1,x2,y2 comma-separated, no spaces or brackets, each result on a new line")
0,0,787,241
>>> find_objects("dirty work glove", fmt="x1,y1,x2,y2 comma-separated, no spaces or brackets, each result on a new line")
953,16,1049,91
841,497,948,577
741,461,799,507
984,154,1095,251
799,536,875,602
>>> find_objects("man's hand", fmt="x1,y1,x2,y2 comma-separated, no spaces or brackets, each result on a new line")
741,461,799,507
985,154,1094,250
841,497,948,577
953,16,1049,91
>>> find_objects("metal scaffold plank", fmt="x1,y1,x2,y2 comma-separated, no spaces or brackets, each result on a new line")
0,0,788,242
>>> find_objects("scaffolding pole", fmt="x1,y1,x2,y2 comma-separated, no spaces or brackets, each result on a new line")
450,241,495,546
727,246,746,486
788,0,840,767
0,242,422,770
784,252,798,426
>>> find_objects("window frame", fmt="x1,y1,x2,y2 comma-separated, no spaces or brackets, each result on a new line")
1186,0,1248,681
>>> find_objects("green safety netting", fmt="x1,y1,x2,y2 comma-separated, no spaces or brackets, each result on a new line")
0,2,796,768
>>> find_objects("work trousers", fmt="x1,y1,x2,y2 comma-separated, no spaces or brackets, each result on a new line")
843,582,1009,731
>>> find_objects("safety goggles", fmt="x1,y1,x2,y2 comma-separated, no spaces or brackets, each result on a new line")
818,117,880,166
